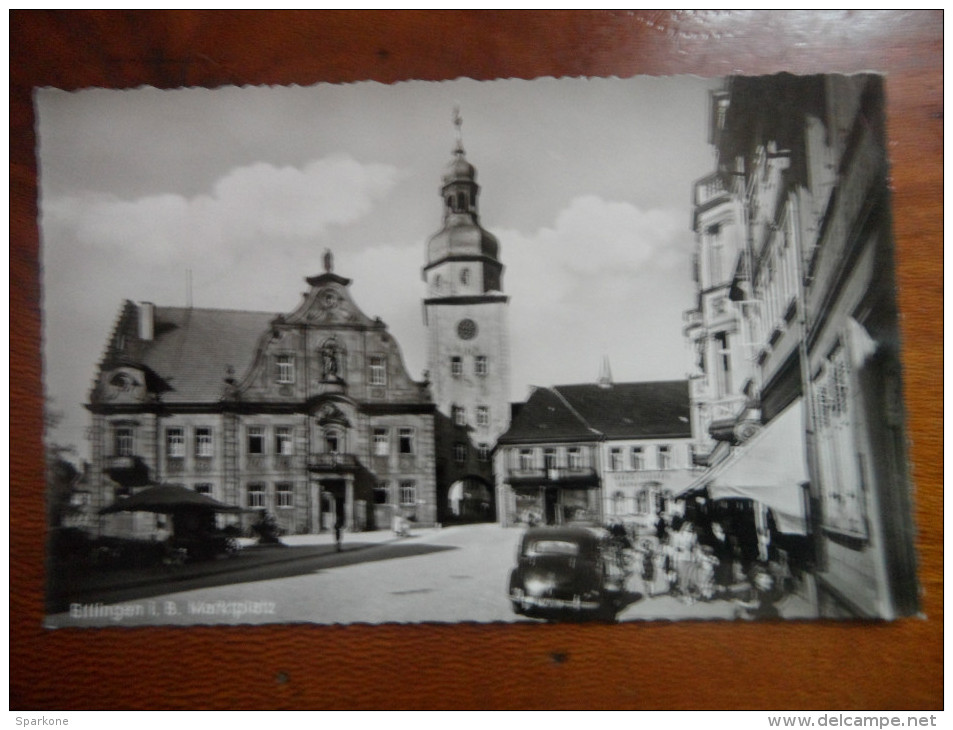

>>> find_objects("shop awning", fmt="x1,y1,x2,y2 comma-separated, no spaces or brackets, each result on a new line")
685,399,809,535
99,483,244,515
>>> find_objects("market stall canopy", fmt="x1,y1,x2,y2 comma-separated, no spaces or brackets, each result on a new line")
685,399,809,535
99,483,244,515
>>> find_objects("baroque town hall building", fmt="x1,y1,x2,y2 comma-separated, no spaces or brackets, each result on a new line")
87,122,510,537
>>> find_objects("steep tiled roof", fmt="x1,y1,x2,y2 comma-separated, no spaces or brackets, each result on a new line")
497,386,597,444
125,306,275,403
499,380,691,444
554,381,691,439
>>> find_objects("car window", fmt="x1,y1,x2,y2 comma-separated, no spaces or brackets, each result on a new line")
524,540,580,557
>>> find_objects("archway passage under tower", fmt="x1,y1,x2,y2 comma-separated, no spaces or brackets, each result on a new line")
446,476,494,524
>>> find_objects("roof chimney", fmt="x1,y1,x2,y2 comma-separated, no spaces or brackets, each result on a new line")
138,302,154,341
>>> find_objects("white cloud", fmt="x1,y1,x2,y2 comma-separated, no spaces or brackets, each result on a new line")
501,195,695,394
41,155,403,267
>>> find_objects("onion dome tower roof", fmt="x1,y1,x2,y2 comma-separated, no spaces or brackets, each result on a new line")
426,109,501,269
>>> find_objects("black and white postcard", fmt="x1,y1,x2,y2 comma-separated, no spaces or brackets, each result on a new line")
39,74,920,627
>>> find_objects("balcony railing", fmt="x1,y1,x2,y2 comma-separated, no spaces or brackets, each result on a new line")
307,453,360,473
694,173,729,208
104,455,151,486
507,466,599,488
105,455,138,471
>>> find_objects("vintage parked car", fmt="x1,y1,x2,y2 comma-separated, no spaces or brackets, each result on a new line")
508,526,625,621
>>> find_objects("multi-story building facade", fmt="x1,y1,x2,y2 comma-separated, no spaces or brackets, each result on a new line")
687,74,918,618
423,118,511,523
88,260,438,537
494,377,694,532
683,171,750,465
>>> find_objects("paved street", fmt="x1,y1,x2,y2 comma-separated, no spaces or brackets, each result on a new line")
46,523,816,627
47,524,523,627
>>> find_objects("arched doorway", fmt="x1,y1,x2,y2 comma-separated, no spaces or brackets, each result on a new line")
447,476,493,523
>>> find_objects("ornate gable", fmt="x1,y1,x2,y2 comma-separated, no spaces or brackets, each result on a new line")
282,255,377,328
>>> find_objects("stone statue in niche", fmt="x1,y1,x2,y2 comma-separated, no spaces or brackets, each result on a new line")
321,340,343,382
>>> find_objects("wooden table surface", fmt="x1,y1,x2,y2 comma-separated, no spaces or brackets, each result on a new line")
10,10,942,710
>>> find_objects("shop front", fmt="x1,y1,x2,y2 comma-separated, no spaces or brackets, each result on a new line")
503,467,601,527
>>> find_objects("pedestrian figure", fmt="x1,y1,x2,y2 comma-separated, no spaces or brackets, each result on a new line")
334,519,343,552
734,563,781,620
673,522,698,601
654,511,668,543
693,545,718,601
663,547,678,595
639,540,656,597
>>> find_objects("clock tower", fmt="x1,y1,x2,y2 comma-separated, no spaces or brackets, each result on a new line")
423,110,510,522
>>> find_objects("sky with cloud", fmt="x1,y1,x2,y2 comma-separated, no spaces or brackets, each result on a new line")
37,75,722,459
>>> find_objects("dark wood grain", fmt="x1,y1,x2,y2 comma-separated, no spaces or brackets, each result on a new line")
10,10,942,710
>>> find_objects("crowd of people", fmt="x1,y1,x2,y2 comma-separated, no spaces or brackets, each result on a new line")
610,504,806,618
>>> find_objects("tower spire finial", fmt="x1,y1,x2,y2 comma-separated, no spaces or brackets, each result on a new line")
453,104,464,151
598,355,613,388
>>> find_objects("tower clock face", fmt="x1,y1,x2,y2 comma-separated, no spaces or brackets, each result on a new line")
457,318,478,340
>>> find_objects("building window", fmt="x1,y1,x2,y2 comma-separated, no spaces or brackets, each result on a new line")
814,341,868,539
247,427,265,455
630,446,644,470
398,428,415,455
399,481,417,506
476,405,489,427
195,427,213,458
544,448,557,470
373,428,389,456
369,355,386,386
374,481,389,505
325,429,341,454
475,356,488,376
194,483,212,496
451,356,463,377
114,426,133,457
612,491,625,516
460,268,470,285
454,442,467,464
478,443,490,462
519,449,535,471
167,428,185,459
658,445,671,470
609,447,623,471
567,447,583,469
277,354,295,384
636,489,649,515
247,483,265,509
452,405,466,427
707,223,724,283
275,426,293,456
715,331,731,396
276,482,293,508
